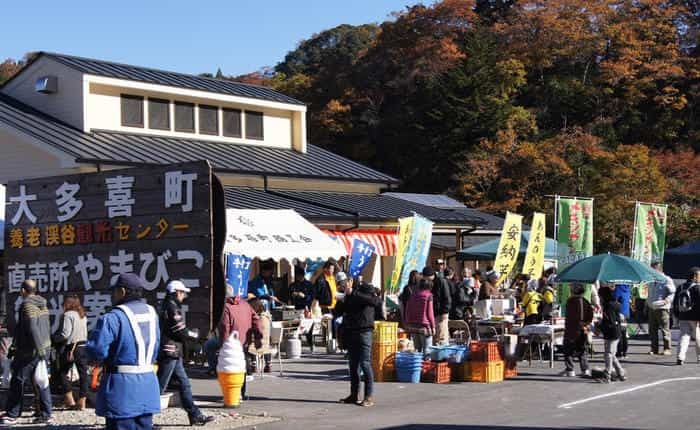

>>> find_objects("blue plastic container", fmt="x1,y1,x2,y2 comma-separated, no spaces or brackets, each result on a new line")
395,352,423,383
429,346,451,362
446,346,468,364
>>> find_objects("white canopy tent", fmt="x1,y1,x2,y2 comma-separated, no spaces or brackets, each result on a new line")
224,209,346,261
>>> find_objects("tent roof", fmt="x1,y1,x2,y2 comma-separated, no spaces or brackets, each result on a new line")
457,231,557,261
665,241,700,256
224,209,346,261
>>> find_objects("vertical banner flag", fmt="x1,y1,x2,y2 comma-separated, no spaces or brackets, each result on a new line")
493,212,523,284
555,197,594,315
632,202,668,265
522,212,546,278
390,217,414,292
349,238,376,277
226,254,252,298
398,215,435,289
556,197,594,269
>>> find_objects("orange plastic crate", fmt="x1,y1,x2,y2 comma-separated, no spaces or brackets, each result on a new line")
470,360,504,383
470,341,503,362
459,362,472,381
373,352,396,382
421,361,451,384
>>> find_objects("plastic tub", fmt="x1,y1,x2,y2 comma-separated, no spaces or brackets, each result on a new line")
429,346,451,362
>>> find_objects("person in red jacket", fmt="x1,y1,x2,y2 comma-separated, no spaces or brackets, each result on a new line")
218,286,262,400
404,279,436,353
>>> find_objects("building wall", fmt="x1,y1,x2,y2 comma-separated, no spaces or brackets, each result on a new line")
0,128,82,184
85,82,294,149
1,57,84,130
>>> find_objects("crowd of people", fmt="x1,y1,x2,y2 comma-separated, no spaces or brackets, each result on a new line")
1,260,698,426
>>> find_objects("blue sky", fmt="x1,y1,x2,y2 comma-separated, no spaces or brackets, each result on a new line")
1,1,422,76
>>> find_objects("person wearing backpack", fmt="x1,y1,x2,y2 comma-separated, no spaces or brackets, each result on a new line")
673,267,700,365
597,285,626,383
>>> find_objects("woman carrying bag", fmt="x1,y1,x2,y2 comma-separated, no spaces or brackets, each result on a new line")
52,294,89,410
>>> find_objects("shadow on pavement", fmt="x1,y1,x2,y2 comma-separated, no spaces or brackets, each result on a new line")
377,426,643,430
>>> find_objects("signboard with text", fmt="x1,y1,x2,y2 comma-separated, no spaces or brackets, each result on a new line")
4,161,214,333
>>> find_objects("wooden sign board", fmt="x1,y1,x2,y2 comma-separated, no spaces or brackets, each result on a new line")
4,161,214,334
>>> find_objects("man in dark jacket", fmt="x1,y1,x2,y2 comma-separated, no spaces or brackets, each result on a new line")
673,267,700,365
1,279,54,426
338,280,382,408
423,267,451,345
157,280,214,426
562,283,593,378
289,266,314,310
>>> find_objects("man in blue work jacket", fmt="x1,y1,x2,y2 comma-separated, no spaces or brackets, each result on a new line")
86,273,161,430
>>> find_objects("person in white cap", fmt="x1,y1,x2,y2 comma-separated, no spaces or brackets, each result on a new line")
157,280,214,426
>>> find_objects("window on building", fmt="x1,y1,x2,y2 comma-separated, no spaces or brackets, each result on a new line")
245,111,264,140
121,94,144,127
199,105,218,135
222,108,242,138
175,102,195,133
148,98,170,130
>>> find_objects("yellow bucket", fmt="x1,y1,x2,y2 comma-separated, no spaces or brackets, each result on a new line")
217,371,246,408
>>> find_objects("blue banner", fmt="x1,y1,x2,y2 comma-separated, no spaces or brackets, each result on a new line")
398,215,434,289
349,238,376,277
226,254,252,298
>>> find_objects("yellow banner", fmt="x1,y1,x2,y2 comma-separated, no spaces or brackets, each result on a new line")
522,212,546,278
493,211,523,285
390,217,414,292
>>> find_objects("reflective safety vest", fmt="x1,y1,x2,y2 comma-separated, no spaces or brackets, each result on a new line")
115,302,158,374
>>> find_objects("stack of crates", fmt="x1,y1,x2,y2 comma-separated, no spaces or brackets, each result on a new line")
372,322,398,382
469,340,504,383
421,361,451,383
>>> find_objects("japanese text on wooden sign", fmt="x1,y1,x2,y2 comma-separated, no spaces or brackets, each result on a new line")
4,161,213,331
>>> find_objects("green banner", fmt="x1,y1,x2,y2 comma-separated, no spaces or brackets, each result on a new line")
556,197,594,316
632,203,668,265
556,197,594,269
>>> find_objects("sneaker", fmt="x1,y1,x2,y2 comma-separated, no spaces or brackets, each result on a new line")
662,349,672,356
339,395,359,404
33,416,56,425
561,370,576,377
0,416,18,427
581,369,592,378
189,415,215,426
648,351,657,355
360,396,375,407
617,372,627,382
677,359,684,365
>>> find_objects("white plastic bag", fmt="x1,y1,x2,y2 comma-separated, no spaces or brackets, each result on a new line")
68,364,79,383
33,359,50,389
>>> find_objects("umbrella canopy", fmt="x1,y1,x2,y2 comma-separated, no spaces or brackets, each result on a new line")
555,253,666,284
457,232,557,261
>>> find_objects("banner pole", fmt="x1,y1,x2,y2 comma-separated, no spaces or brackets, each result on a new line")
553,195,559,267
631,201,639,257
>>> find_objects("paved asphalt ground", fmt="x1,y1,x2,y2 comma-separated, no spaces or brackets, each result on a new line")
188,332,700,430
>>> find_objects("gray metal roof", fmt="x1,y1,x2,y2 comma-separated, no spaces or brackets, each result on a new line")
382,192,466,209
0,93,398,184
224,187,351,219
270,190,486,225
34,52,305,106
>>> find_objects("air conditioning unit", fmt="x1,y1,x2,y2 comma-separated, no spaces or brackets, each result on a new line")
35,76,58,94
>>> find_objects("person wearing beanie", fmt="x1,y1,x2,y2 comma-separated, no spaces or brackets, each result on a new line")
85,274,161,430
157,280,214,426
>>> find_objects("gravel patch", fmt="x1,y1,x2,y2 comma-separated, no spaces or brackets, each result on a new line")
8,407,280,429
